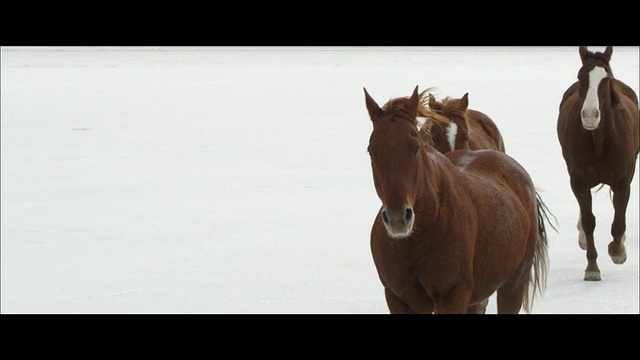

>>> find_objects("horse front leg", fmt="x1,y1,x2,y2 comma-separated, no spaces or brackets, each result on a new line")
384,288,416,314
434,284,472,314
608,182,631,264
570,177,600,281
467,298,489,314
384,285,435,314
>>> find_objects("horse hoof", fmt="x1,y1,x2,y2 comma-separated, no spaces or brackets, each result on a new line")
609,249,627,264
584,271,601,281
608,241,627,264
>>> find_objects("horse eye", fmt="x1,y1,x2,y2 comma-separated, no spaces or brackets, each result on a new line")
413,145,420,156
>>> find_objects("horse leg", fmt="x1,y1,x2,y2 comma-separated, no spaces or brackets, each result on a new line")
570,178,600,281
383,288,421,314
577,213,587,250
608,182,630,264
495,281,526,314
434,284,472,314
466,298,489,314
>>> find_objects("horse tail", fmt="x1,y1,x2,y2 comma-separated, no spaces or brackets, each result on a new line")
522,191,556,313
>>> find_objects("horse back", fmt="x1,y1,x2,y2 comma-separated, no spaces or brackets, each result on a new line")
446,149,535,199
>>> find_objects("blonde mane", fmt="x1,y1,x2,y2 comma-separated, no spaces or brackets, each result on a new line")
417,90,466,143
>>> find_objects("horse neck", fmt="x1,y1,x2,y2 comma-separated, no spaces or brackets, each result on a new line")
590,91,619,157
459,113,471,130
458,115,472,148
414,148,461,225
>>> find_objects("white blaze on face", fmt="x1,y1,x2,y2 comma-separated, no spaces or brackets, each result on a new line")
581,66,607,130
446,122,458,151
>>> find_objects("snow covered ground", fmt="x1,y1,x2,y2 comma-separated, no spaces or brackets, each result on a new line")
1,46,638,314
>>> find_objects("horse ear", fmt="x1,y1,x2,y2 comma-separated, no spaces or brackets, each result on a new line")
364,87,382,122
579,46,589,63
460,93,469,110
407,85,420,117
428,93,440,110
578,46,591,63
603,46,613,61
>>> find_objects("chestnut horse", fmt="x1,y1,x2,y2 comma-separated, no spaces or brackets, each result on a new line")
364,86,550,314
557,46,639,281
419,92,505,153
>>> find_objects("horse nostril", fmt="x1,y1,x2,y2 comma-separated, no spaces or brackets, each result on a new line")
382,210,390,225
404,207,413,222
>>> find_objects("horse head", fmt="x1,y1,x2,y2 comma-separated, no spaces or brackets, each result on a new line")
577,46,619,130
426,93,471,152
364,85,424,238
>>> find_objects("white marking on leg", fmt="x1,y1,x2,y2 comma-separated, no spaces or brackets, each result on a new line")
446,122,458,151
581,66,607,130
584,271,601,281
609,233,628,264
577,213,587,250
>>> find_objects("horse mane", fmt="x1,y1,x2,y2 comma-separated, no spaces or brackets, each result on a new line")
587,54,622,107
609,79,623,108
381,97,419,126
381,87,437,128
435,97,468,122
593,52,616,78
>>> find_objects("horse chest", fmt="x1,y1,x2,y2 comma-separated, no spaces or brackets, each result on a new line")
372,235,468,299
565,132,632,186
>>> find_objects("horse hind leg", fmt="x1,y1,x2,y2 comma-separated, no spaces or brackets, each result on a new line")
608,183,631,265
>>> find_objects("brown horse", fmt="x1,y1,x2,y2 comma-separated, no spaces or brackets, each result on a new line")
364,86,550,314
557,46,639,281
419,92,505,153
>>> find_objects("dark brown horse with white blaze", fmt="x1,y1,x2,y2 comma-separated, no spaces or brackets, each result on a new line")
364,86,550,314
557,46,639,281
420,92,505,154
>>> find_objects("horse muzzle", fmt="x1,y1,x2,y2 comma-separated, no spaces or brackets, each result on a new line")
381,206,415,238
581,109,600,130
